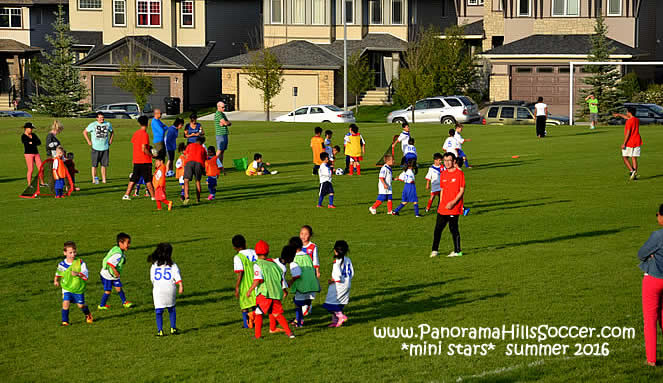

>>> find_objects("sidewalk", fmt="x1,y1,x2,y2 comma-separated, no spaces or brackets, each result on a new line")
198,111,289,121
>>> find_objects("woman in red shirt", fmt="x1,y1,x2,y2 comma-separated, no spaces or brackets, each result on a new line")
430,152,465,258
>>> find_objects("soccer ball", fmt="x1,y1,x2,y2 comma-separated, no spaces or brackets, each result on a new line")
335,168,344,175
151,148,159,157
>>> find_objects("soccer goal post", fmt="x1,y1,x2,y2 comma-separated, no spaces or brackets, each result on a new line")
568,61,663,126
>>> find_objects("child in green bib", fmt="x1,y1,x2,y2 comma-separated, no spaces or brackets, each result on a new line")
287,237,321,328
54,241,93,326
231,234,257,329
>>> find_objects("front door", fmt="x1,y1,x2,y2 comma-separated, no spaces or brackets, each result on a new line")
368,52,390,88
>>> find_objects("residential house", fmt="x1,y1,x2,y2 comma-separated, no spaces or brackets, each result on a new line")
0,0,67,107
68,0,262,113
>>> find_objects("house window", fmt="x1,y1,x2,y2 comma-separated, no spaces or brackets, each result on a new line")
552,0,579,16
515,67,532,73
517,0,530,16
113,0,126,26
537,67,554,73
392,0,403,24
467,0,484,5
271,0,283,23
181,0,193,27
292,0,305,24
0,8,22,28
344,0,354,24
312,0,325,24
369,0,382,24
137,0,161,27
79,0,102,9
607,0,621,16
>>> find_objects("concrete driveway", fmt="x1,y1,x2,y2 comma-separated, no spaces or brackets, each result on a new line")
199,110,289,121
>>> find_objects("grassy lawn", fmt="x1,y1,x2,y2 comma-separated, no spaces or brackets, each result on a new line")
2,117,663,382
354,105,401,123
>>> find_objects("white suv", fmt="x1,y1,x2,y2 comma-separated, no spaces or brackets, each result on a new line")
96,102,154,118
387,96,480,125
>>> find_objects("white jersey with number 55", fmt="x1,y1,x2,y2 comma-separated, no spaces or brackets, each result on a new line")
150,262,182,309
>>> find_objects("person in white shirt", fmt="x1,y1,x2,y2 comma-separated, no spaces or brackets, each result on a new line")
443,129,460,156
392,122,411,161
534,96,548,138
322,240,354,328
454,124,471,168
148,243,183,336
317,152,335,208
369,154,394,215
425,153,444,213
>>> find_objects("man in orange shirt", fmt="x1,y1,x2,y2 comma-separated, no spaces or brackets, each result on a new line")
182,137,207,204
310,127,325,175
123,116,155,200
430,152,465,258
614,106,642,180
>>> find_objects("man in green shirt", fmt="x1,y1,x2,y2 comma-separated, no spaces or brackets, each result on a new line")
585,94,599,130
214,101,232,165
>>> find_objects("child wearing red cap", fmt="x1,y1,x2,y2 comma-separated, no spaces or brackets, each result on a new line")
246,240,294,339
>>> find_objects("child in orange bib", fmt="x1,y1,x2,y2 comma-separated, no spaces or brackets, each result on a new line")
153,154,172,211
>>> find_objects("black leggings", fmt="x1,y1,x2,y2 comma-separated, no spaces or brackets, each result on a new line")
536,116,546,137
432,214,461,253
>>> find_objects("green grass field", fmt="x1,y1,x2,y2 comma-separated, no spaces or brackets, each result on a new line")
2,117,663,382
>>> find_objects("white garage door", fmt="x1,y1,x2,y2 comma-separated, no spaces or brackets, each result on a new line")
238,73,319,111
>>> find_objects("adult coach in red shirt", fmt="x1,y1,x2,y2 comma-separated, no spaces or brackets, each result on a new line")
430,152,465,258
123,116,155,200
613,106,642,180
182,136,206,204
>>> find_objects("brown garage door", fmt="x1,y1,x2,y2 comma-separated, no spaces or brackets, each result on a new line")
93,76,171,111
510,66,590,115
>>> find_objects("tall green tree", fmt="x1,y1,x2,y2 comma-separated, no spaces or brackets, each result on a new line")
244,48,284,121
431,25,478,96
113,52,155,113
347,51,373,115
30,5,88,116
578,15,625,122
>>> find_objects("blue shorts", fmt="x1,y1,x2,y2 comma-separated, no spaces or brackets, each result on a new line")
216,135,228,151
101,276,123,291
458,149,467,158
63,291,86,304
322,303,345,312
403,154,417,163
401,183,418,203
377,194,392,201
54,179,65,189
207,176,217,187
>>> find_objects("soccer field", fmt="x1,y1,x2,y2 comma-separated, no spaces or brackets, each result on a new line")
2,117,663,382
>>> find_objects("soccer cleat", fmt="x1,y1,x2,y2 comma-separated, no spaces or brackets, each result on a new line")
93,177,100,184
328,205,336,209
179,195,185,201
387,211,393,215
447,252,458,257
456,252,463,257
335,314,348,327
122,195,130,200
183,198,190,205
122,301,134,308
415,215,422,218
430,251,439,258
207,195,214,201
167,201,173,211
170,327,180,335
85,314,94,323
290,320,303,328
630,171,638,181
463,207,471,216
391,211,400,216
156,330,165,337
151,197,156,201
97,305,110,310
288,334,296,339
270,171,278,175
61,321,70,326
302,305,312,317
369,207,377,215
425,208,430,213
316,205,323,208
132,191,139,197
270,328,285,334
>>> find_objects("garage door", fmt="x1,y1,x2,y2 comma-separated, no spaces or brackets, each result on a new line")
238,73,319,111
92,76,171,111
510,66,590,115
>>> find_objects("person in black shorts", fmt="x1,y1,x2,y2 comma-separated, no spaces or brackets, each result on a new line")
123,116,155,200
182,136,206,204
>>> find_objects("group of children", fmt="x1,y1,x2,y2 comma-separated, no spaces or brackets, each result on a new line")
232,225,354,339
50,146,80,197
310,125,365,177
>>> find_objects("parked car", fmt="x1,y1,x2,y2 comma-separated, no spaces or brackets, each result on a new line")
608,103,663,125
387,96,481,125
78,111,134,119
0,110,32,117
482,104,568,125
96,102,154,118
274,104,355,123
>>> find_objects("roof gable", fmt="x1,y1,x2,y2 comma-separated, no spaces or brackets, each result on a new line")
208,40,343,69
482,34,642,57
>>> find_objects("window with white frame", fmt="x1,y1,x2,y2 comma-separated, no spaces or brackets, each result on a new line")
271,0,283,23
392,0,403,24
79,0,102,9
468,0,484,5
517,0,530,16
292,0,305,24
113,0,126,26
607,0,621,16
0,8,21,28
552,0,578,16
312,0,325,24
181,0,193,27
344,0,354,24
369,0,382,24
137,0,161,27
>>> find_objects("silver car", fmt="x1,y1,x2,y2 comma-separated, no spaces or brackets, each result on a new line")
96,102,154,118
387,96,480,125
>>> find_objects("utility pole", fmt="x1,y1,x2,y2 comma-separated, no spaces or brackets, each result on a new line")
343,0,348,111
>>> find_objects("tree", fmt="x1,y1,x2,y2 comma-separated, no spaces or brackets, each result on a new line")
431,25,478,96
244,48,284,121
30,5,88,116
347,51,373,115
113,53,155,113
578,15,625,122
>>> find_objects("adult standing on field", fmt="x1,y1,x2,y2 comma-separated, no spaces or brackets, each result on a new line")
151,109,167,156
184,113,204,144
637,204,663,367
21,122,43,185
214,101,231,164
46,120,63,158
430,152,465,258
83,112,114,184
534,96,547,138
585,94,599,130
613,106,642,181
122,116,155,200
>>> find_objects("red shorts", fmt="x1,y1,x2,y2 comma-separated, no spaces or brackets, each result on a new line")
256,294,284,315
430,191,441,197
155,186,167,201
350,156,363,163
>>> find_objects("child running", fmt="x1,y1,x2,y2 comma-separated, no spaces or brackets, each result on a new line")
52,146,67,198
287,237,321,328
153,154,173,211
323,240,354,328
425,153,444,213
175,142,187,201
454,124,471,168
268,244,297,334
148,243,183,336
317,152,335,208
246,240,294,339
232,234,257,329
392,159,421,217
300,225,320,278
369,153,394,215
443,129,459,157
54,241,93,325
205,145,222,200
98,233,133,310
